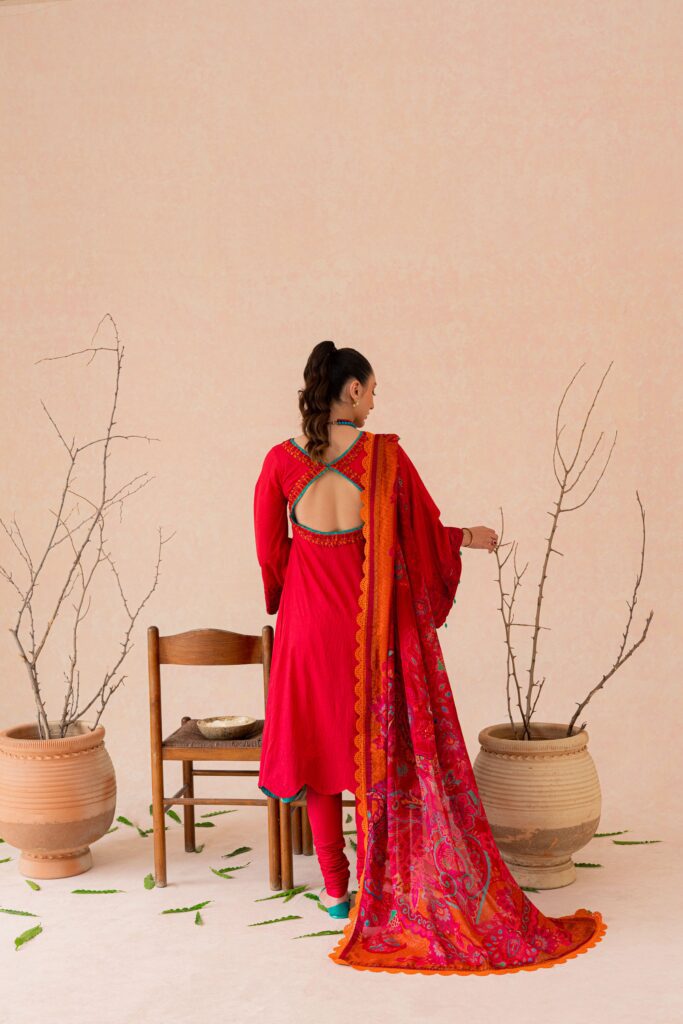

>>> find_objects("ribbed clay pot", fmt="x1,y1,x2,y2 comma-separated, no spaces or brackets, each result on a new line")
0,720,116,879
472,722,601,889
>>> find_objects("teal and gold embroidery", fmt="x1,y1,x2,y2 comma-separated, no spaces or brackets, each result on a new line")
292,521,364,546
282,434,367,545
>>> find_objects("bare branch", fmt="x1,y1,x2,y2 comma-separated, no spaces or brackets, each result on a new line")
566,492,653,734
565,361,614,476
562,431,617,512
78,434,161,453
563,430,604,494
493,510,529,739
494,362,651,738
1,313,174,738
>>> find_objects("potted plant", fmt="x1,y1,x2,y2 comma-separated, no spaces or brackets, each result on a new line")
472,362,653,889
0,314,173,878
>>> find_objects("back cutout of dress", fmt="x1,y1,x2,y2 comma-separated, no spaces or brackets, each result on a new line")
287,434,365,536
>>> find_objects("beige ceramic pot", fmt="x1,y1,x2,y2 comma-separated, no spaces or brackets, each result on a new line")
472,722,601,889
0,720,116,879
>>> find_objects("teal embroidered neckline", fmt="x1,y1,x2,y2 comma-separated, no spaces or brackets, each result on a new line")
289,430,365,466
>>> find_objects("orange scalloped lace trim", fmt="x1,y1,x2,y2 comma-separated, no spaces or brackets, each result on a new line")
329,431,608,976
328,905,607,976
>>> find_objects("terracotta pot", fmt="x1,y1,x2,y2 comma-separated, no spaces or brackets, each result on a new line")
472,722,601,889
0,720,116,879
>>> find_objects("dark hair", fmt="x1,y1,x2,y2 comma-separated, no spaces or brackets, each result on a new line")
297,341,373,463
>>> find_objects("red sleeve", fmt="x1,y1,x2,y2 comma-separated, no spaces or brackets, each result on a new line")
395,442,464,629
253,446,292,614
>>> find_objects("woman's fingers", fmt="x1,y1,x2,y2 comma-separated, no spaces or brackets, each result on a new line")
481,526,498,553
467,526,499,551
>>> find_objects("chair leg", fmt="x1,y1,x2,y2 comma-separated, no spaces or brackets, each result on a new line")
266,796,281,890
292,803,302,854
151,747,167,887
180,716,196,851
279,800,294,891
301,800,313,856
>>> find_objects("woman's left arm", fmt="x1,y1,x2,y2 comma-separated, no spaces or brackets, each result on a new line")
395,442,465,628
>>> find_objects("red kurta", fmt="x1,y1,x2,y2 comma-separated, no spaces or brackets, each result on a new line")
252,429,461,802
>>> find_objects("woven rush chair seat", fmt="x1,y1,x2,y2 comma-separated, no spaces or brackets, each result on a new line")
162,718,265,750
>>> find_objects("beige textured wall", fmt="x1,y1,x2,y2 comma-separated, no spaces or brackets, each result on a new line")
1,0,680,835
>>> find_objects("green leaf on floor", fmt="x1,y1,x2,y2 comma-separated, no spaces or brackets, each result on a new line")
25,880,41,891
191,844,205,854
200,809,237,818
161,900,212,914
255,885,309,902
195,822,216,828
194,911,204,925
148,804,182,823
0,908,39,917
293,929,345,938
72,888,125,894
14,923,42,950
0,857,11,864
248,914,303,926
594,829,629,837
304,892,321,902
105,827,118,834
222,846,252,858
214,863,251,874
574,862,602,868
210,868,234,880
143,873,156,890
612,839,662,845
115,815,164,837
283,883,309,902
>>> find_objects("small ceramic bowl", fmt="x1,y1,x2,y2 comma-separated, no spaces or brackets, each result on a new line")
196,715,257,740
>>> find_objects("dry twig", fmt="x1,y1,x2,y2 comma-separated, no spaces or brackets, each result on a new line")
492,363,653,738
0,314,174,738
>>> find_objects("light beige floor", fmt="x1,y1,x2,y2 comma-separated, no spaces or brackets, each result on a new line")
1,799,680,1024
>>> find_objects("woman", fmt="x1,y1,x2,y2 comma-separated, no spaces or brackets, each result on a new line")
253,341,606,976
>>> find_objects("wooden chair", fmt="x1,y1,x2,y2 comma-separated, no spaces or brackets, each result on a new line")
147,624,314,890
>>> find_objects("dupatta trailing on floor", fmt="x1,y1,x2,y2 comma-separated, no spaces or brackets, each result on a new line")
329,431,607,976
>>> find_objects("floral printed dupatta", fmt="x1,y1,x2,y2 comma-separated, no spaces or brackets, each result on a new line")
329,431,607,976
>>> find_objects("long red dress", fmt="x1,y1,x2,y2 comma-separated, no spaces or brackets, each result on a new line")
253,429,374,800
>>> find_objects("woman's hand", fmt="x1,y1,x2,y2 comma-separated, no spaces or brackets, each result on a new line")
462,525,499,554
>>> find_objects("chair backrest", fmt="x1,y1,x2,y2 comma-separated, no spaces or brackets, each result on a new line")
147,625,275,709
149,626,268,666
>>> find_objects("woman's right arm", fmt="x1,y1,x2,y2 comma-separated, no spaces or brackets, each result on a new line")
253,446,292,614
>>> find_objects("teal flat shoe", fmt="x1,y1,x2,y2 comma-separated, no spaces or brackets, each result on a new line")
319,885,351,919
327,899,350,919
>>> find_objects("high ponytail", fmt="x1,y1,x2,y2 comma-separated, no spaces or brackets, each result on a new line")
297,341,373,463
